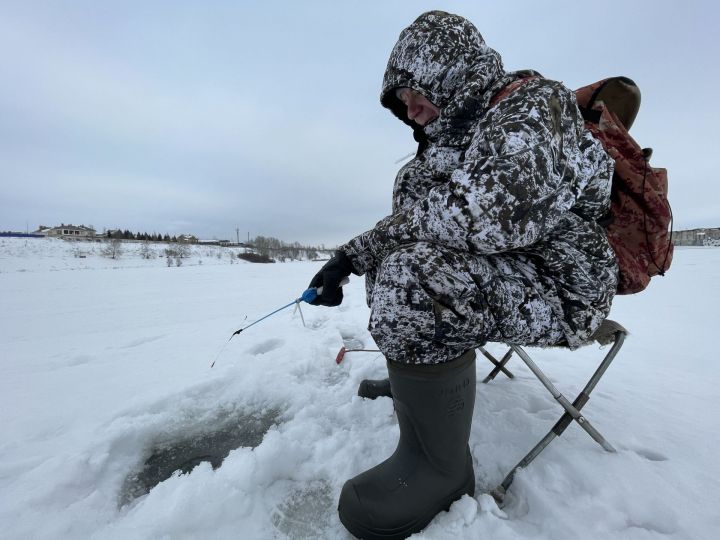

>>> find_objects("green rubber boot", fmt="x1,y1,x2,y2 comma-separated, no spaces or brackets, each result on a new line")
357,378,392,400
339,350,476,539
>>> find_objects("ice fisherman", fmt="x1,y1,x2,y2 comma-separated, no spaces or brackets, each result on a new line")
307,11,618,540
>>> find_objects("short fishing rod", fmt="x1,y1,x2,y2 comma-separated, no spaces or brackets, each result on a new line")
210,277,349,367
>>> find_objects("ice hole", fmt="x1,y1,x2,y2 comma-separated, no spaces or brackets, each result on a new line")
119,407,280,507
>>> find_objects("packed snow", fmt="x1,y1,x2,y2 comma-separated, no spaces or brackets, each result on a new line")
1,237,718,539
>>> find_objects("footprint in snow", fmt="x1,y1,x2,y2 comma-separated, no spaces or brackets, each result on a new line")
631,447,669,462
626,519,677,535
340,334,364,351
248,338,285,355
524,394,555,415
66,354,94,366
304,315,330,329
112,335,166,350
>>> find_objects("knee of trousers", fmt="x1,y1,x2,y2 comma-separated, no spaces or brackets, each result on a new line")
370,244,433,313
367,244,441,355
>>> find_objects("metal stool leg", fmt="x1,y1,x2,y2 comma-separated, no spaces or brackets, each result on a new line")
511,344,616,452
493,330,627,500
479,347,515,383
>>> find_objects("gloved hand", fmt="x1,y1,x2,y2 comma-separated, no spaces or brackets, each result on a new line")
308,251,354,306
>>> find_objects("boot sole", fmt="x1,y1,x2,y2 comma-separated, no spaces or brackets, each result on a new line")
338,475,475,540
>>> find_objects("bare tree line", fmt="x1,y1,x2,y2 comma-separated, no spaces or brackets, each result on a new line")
248,236,334,262
95,234,333,263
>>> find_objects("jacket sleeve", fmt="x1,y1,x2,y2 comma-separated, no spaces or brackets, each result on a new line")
341,82,605,275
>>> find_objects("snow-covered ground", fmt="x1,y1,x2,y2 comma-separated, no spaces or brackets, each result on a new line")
0,238,718,539
0,237,253,273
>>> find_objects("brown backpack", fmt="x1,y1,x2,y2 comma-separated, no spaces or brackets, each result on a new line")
576,77,673,294
492,76,674,295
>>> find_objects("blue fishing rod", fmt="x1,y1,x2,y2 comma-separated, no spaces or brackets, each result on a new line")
210,277,349,367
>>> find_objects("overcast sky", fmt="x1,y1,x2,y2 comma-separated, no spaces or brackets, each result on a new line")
1,0,717,246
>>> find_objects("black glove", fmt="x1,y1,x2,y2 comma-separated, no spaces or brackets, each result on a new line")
308,251,354,306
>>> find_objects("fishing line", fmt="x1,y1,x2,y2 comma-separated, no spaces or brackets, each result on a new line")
210,278,349,368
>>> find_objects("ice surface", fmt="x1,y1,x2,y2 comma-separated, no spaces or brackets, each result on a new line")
1,238,719,539
271,480,334,539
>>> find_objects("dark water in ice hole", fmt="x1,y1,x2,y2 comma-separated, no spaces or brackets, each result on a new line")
119,408,280,507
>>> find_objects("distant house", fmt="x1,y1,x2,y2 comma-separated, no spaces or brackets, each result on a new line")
39,224,96,239
672,227,720,246
177,234,198,244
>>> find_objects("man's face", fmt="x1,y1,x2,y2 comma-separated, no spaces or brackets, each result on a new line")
395,88,440,126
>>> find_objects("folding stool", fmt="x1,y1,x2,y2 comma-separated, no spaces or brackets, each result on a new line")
479,319,628,502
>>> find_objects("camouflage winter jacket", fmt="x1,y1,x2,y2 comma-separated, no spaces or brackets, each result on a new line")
340,11,618,347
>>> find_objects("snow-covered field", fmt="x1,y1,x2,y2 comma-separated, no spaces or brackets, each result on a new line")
1,238,718,539
0,237,252,273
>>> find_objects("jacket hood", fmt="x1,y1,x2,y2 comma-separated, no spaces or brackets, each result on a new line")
381,11,506,131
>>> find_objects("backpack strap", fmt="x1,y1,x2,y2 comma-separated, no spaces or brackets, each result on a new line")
490,76,539,108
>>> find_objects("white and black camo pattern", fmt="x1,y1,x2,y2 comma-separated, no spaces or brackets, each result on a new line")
341,11,618,364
